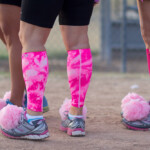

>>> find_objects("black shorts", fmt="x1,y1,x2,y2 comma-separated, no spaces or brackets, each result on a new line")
21,0,94,28
0,0,21,7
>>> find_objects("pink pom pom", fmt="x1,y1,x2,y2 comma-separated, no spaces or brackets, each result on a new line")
59,98,87,120
0,105,24,130
3,91,11,100
121,93,145,109
123,100,150,121
2,91,26,107
0,99,7,110
0,91,12,111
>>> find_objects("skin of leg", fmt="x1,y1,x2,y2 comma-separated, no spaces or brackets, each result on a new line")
19,21,50,115
137,0,150,49
0,28,6,44
60,25,90,115
19,21,50,53
0,4,25,106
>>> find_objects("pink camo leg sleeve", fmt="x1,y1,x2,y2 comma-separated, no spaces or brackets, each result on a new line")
146,49,150,75
22,51,49,112
67,49,92,108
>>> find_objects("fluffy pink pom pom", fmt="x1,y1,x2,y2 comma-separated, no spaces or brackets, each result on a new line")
59,98,87,120
0,91,12,111
121,93,145,110
2,91,26,107
3,91,11,100
0,99,7,110
0,105,24,130
123,99,150,121
0,91,11,110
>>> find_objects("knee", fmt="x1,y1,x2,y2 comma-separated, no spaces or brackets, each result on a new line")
19,22,49,50
0,23,14,46
0,21,21,50
0,29,6,44
61,26,90,50
18,29,24,46
65,34,90,50
19,26,38,50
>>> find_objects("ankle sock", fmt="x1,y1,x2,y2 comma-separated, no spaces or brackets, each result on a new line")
68,113,83,120
26,113,43,124
6,99,14,105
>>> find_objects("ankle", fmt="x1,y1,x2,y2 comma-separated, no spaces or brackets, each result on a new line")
69,106,83,116
27,109,43,116
9,99,22,107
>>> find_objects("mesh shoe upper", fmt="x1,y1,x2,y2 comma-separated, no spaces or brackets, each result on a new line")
61,116,85,130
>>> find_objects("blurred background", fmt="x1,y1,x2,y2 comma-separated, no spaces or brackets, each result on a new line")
0,0,147,74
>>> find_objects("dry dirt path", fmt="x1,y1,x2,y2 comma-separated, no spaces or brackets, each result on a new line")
0,72,150,150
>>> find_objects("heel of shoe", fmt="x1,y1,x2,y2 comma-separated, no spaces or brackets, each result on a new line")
67,128,85,136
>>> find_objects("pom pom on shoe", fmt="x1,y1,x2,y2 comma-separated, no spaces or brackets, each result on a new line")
0,91,11,110
3,91,11,101
2,90,26,107
122,99,150,121
0,99,7,110
59,98,87,120
121,93,145,110
0,105,24,130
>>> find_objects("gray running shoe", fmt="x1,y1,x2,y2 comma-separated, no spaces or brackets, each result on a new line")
60,115,85,136
0,113,50,140
122,114,150,131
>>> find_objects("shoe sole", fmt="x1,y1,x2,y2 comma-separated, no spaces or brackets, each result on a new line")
122,121,149,131
0,130,50,140
60,126,85,137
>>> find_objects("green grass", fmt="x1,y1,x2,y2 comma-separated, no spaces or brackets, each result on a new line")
0,47,99,60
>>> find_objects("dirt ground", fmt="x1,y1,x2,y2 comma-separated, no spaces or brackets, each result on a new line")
0,72,150,150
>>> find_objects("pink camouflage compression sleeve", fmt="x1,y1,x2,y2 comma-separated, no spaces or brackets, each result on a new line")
22,51,49,112
67,49,92,108
146,49,150,75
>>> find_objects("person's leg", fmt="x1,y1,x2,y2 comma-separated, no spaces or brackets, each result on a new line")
1,21,51,140
59,0,94,136
137,0,150,74
19,0,63,117
60,0,94,115
60,25,92,116
121,0,150,131
0,4,25,106
0,28,6,44
19,21,50,117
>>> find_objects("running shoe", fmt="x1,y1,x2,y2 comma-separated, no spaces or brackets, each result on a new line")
0,112,50,140
122,114,150,131
60,115,85,136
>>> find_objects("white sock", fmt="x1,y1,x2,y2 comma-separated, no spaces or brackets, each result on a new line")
26,114,43,124
68,113,83,120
